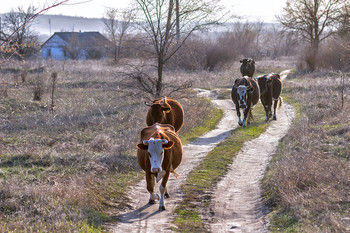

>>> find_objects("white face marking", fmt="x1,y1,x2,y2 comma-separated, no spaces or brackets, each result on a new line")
237,85,247,107
144,138,167,173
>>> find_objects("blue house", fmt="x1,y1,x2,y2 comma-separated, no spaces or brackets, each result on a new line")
41,32,110,60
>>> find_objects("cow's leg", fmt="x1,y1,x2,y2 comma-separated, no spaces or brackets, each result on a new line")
146,173,159,204
273,98,278,120
159,171,170,211
264,105,269,122
243,107,249,127
164,188,170,198
236,107,243,126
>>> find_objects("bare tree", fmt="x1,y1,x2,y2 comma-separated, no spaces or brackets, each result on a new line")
264,25,299,58
102,7,135,63
277,0,348,71
1,5,39,59
0,1,69,62
62,33,81,60
132,0,232,98
231,21,257,57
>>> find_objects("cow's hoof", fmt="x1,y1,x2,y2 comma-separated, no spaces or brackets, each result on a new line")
165,192,170,198
149,199,156,204
159,206,166,211
273,116,277,120
238,122,243,126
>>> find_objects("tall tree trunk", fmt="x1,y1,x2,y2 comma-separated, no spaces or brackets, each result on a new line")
156,55,164,98
176,0,180,40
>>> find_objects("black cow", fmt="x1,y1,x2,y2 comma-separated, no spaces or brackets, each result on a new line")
256,73,283,121
240,58,255,77
231,76,260,127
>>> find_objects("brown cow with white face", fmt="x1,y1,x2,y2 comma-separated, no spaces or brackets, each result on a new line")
145,97,184,133
231,76,260,127
137,123,183,211
257,73,283,121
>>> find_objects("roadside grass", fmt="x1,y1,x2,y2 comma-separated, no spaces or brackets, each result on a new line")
173,102,270,232
262,71,350,232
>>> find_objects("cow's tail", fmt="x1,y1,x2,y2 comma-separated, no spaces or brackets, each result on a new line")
278,96,283,109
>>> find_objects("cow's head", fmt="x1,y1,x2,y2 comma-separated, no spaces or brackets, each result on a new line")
257,74,272,95
145,97,171,123
240,58,255,65
137,137,174,174
234,77,254,109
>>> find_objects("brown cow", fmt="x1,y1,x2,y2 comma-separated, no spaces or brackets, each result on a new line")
137,123,183,211
256,73,283,121
231,76,260,127
145,97,184,133
240,58,255,77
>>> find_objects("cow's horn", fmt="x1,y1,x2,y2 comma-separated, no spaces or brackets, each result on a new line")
145,101,152,106
160,97,166,106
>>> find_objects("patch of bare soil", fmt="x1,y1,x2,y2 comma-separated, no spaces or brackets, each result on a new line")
106,93,238,233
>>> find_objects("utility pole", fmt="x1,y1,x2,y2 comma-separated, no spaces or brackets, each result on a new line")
49,18,51,36
0,17,2,41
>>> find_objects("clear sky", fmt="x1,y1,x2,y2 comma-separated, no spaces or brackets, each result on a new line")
0,0,286,22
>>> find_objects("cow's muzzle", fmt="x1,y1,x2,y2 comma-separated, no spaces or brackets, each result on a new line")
152,168,161,174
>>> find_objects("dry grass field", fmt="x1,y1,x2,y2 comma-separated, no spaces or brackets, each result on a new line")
264,71,350,232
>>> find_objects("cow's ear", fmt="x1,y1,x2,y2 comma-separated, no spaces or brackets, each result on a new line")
239,59,243,63
163,141,174,149
137,143,148,150
234,79,240,87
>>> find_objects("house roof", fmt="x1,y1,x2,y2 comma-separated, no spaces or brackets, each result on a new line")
41,31,110,48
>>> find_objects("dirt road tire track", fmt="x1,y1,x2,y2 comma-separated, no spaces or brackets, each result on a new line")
107,97,238,233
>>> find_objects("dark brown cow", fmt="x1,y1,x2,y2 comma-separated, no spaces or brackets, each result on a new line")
145,97,184,133
231,76,260,127
137,123,183,211
257,73,283,121
240,58,255,77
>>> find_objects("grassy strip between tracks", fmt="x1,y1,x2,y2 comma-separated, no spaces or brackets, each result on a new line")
173,103,270,232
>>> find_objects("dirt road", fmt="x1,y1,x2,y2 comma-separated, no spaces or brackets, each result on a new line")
107,71,294,233
208,103,295,233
